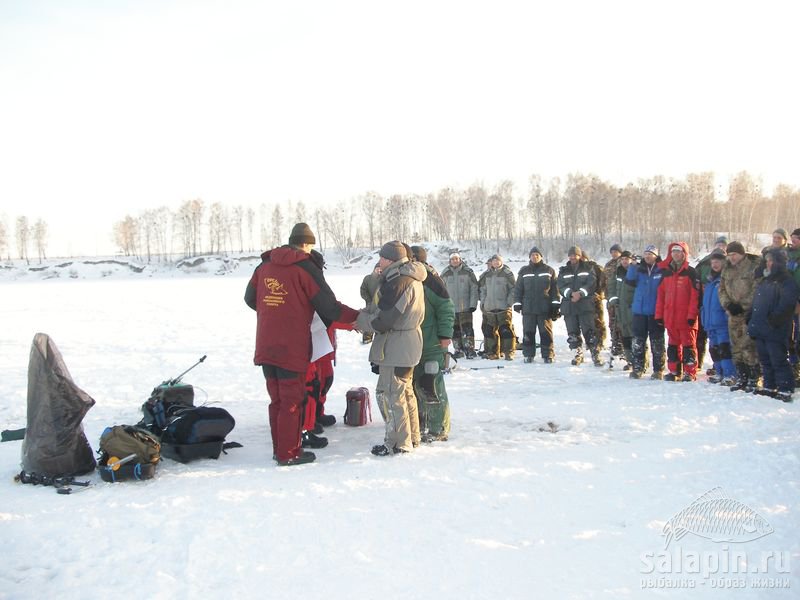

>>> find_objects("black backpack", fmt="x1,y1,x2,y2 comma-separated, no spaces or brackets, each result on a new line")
158,406,238,463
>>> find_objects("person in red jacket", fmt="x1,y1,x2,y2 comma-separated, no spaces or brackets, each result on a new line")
655,242,701,381
245,223,359,466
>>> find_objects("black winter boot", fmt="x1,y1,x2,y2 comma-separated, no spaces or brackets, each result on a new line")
729,363,749,392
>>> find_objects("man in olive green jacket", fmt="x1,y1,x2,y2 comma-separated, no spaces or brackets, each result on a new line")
357,241,427,455
411,246,454,442
478,254,517,360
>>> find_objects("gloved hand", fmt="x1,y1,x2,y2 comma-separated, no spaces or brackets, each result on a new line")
549,306,560,320
370,362,380,375
513,303,522,314
470,307,476,312
687,318,696,326
655,318,664,327
726,302,744,316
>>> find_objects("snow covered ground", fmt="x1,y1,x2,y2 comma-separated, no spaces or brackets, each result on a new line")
1,256,798,599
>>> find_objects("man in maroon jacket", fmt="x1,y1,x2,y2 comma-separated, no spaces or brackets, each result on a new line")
245,223,359,466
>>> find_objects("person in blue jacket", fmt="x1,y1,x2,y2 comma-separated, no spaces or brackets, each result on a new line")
625,244,666,379
701,248,736,385
746,248,800,402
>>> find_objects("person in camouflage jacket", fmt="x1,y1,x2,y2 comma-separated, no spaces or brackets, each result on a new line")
718,241,762,392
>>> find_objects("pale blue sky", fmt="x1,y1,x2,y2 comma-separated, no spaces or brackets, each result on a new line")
1,0,797,255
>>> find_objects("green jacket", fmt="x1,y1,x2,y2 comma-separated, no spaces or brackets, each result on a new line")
607,264,635,335
419,263,455,362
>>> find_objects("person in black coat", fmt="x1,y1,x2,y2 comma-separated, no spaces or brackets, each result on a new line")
513,247,560,363
746,248,800,401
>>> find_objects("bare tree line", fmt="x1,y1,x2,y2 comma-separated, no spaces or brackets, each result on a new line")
0,215,49,265
101,169,797,263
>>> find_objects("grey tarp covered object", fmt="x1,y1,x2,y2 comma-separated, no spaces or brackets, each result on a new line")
20,333,96,476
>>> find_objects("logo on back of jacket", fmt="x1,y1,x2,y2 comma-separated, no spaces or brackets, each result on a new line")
263,277,288,307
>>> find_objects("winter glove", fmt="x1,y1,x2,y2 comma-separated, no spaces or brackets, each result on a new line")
470,307,476,312
513,303,522,313
370,362,380,375
726,302,744,316
654,318,664,327
549,306,561,320
687,318,696,326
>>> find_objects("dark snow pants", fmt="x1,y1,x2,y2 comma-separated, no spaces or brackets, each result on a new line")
521,313,553,359
755,338,795,393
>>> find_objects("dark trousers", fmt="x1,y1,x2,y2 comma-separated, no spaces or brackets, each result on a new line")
755,338,795,392
521,313,553,358
452,311,475,352
564,311,596,349
262,364,305,461
632,314,666,373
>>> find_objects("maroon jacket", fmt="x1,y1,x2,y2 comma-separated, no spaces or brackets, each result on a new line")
244,246,359,373
655,241,700,331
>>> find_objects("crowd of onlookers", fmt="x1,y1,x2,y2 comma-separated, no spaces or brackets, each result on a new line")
432,229,800,402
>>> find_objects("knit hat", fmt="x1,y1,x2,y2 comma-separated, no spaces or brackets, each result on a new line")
726,241,745,255
379,240,407,262
410,245,427,263
288,222,315,245
773,228,788,241
643,244,658,256
714,235,728,246
529,246,542,256
609,243,623,253
490,254,503,263
567,245,582,257
791,228,800,239
709,248,727,260
620,250,633,258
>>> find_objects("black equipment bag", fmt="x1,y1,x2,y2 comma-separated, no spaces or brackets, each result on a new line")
160,406,236,463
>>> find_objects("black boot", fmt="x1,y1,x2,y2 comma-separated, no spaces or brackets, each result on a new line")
276,451,316,466
651,338,666,380
630,337,645,378
729,363,749,392
302,431,328,448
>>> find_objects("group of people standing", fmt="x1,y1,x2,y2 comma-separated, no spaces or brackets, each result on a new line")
607,229,800,402
247,224,456,464
245,222,800,466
